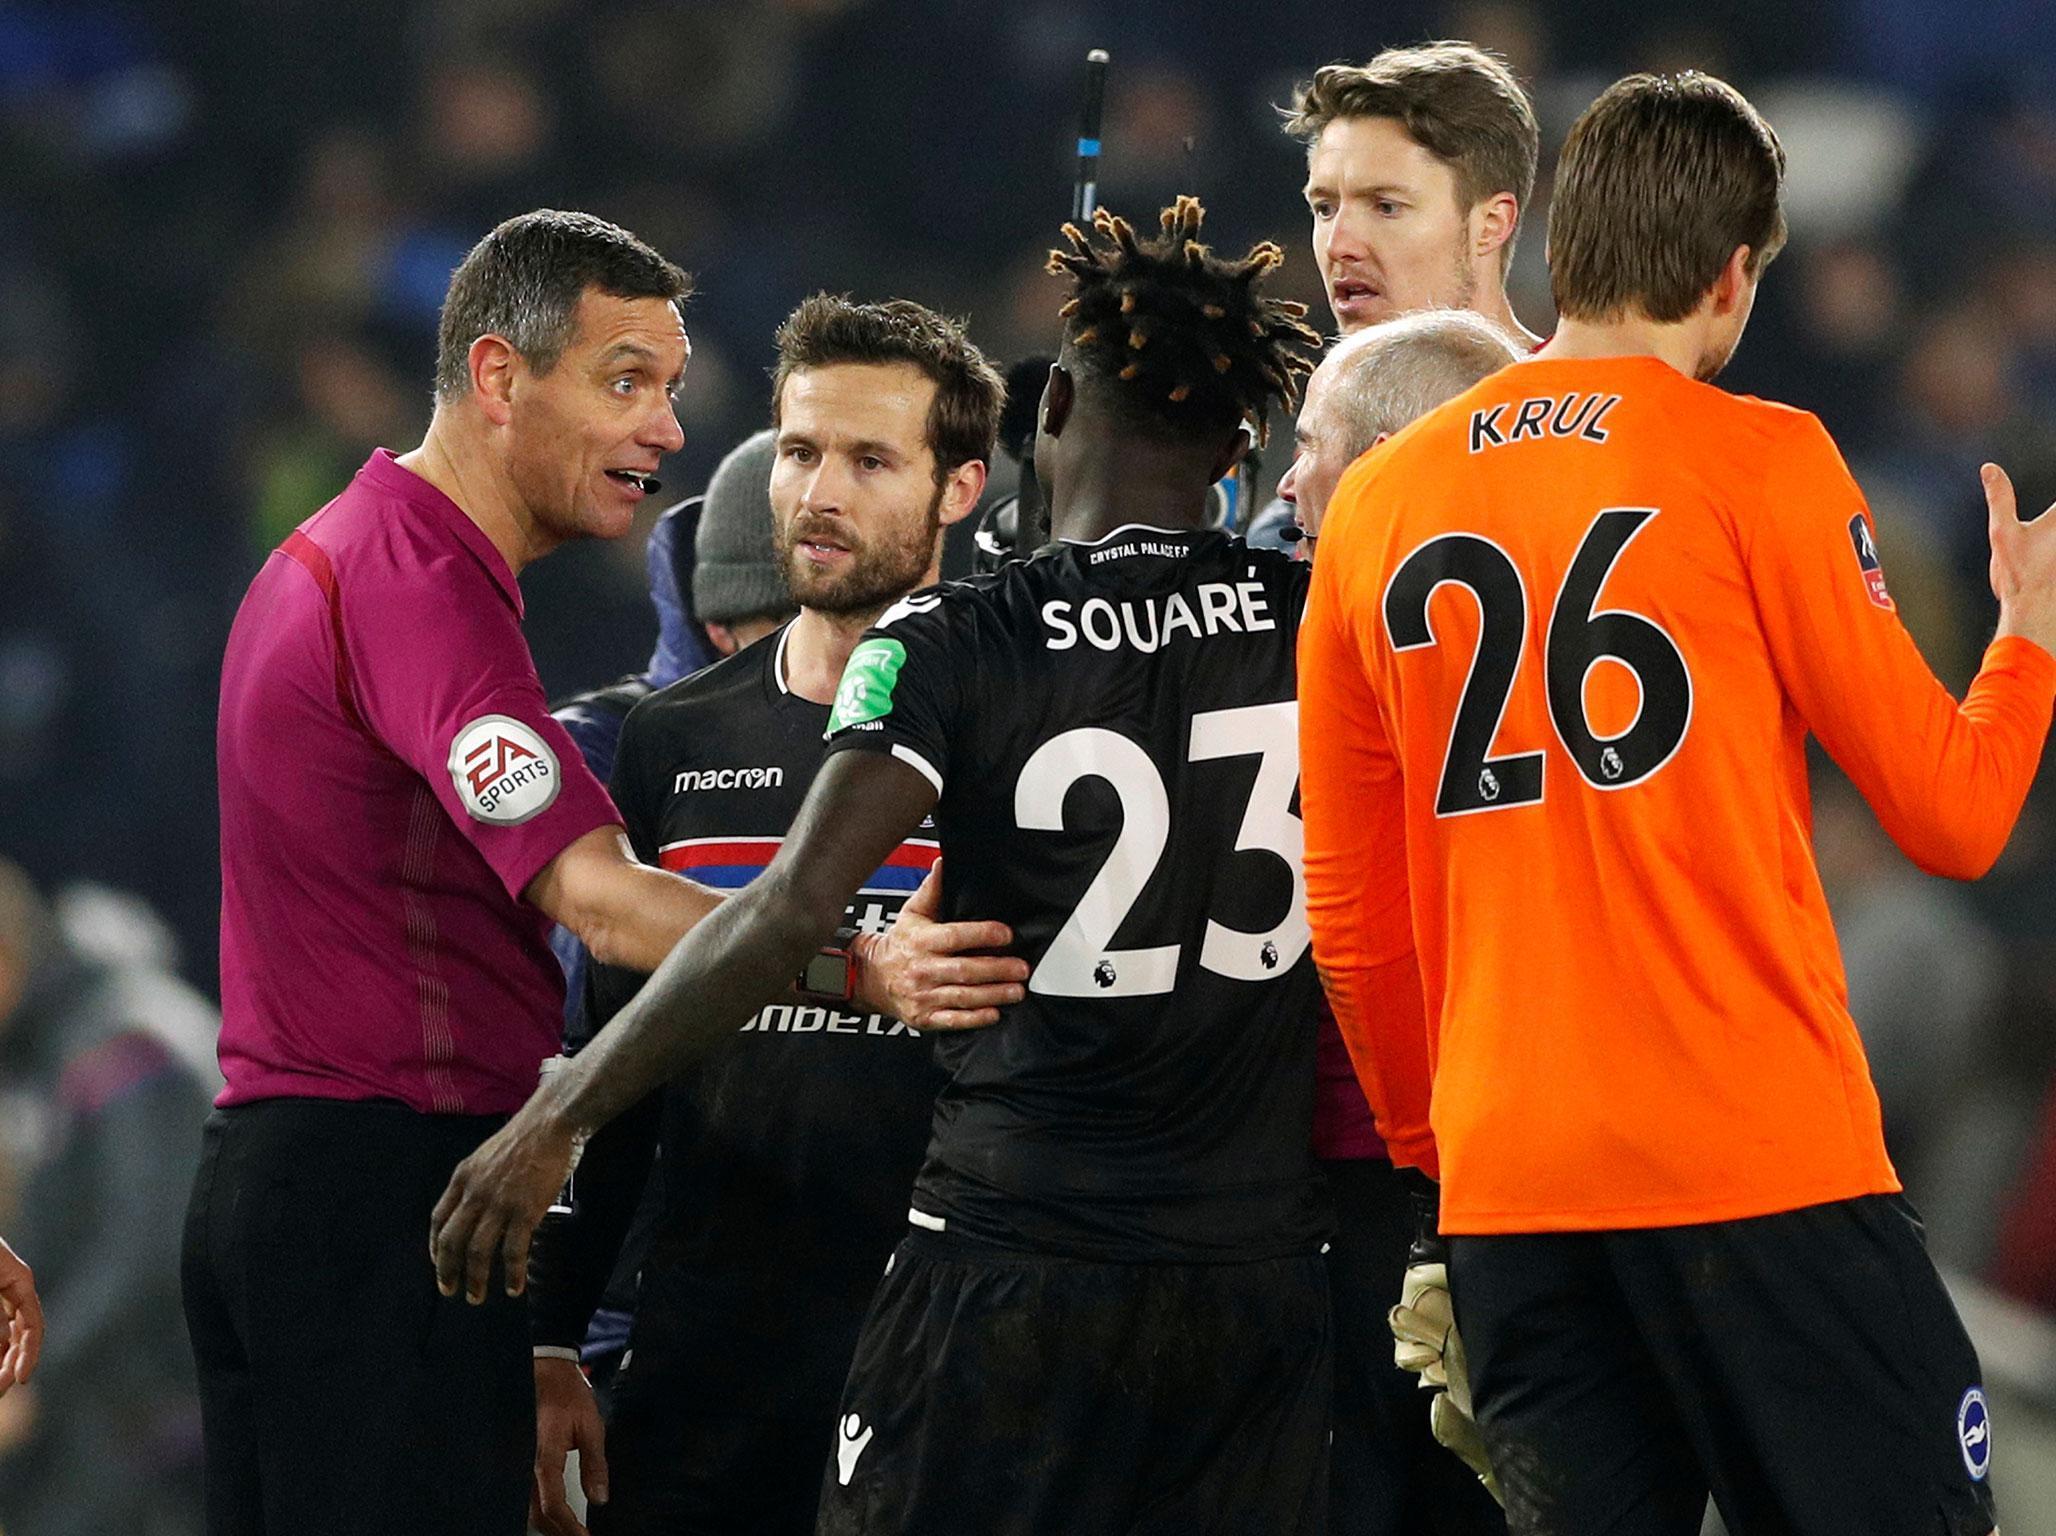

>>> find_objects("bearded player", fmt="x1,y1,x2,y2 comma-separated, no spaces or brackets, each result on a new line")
432,198,1338,1533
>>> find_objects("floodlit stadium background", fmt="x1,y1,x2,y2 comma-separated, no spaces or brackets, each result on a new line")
1,0,2053,1530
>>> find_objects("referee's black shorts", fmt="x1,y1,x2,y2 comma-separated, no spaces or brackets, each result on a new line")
180,1099,531,1536
1449,1193,1997,1536
816,1225,1331,1536
587,1397,835,1536
1322,1157,1504,1535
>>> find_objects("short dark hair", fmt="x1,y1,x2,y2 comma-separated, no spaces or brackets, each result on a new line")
1283,43,1540,267
1046,196,1321,447
1549,73,1787,324
770,294,1004,481
434,209,691,400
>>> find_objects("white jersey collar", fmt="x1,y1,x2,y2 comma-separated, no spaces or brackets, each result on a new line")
1058,523,1200,548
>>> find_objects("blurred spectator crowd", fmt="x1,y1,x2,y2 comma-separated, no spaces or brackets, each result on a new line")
0,0,2052,1529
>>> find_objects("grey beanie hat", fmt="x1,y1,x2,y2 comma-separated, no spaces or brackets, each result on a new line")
692,428,789,625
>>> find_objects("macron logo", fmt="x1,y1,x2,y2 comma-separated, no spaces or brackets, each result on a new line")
673,765,785,793
836,1413,874,1485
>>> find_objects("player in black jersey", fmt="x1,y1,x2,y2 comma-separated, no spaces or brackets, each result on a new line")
522,298,1029,1536
541,431,796,1428
433,198,1326,1532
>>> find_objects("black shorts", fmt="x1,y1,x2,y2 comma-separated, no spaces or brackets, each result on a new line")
180,1100,532,1536
1449,1194,1998,1536
1322,1158,1505,1535
816,1227,1332,1536
590,1392,832,1536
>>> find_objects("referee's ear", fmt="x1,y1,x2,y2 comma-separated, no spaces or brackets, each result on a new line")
468,333,520,426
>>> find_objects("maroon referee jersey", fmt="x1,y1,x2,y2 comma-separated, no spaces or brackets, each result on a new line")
216,450,620,1115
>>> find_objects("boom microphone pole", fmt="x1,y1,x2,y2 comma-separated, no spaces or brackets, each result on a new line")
1062,50,1248,535
1011,48,1110,563
1072,48,1109,225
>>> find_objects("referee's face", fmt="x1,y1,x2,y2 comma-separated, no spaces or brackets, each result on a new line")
770,361,949,617
509,288,688,546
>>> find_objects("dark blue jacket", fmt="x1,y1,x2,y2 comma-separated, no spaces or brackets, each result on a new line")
547,500,717,1038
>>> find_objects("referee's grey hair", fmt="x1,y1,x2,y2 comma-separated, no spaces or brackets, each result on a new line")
1320,308,1521,452
433,209,691,401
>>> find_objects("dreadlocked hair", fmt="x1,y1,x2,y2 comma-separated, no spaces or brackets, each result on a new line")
1046,195,1320,446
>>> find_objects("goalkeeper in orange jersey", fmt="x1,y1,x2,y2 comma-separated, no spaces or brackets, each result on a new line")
1302,71,2052,1536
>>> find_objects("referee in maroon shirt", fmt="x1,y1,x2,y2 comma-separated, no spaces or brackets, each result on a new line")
182,210,1022,1536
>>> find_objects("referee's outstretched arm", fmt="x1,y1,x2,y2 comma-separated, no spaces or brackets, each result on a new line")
525,826,727,973
431,749,957,1304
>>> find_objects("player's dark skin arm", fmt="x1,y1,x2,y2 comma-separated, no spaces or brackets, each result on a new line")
430,750,942,1304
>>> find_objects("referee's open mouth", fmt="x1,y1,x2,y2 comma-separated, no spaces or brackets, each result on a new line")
606,468,663,497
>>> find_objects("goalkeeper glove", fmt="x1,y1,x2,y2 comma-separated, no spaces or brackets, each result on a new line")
1387,1170,1503,1506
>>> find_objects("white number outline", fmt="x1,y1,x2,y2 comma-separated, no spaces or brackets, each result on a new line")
1014,704,1307,998
1016,729,1178,997
1382,509,1694,814
1192,702,1308,981
1381,532,1546,819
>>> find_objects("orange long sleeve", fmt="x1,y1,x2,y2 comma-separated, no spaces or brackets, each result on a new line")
1307,355,2056,1233
1740,414,2056,880
1299,572,1438,1175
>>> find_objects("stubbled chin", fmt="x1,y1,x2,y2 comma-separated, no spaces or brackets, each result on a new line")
581,499,639,543
789,562,845,597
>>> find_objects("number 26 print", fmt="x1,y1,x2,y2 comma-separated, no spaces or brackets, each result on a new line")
1383,508,1693,817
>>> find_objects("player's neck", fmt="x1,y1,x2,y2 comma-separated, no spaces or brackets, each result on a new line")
1473,285,1544,351
1538,315,1707,379
786,536,948,702
398,413,556,576
784,603,896,706
1047,435,1214,545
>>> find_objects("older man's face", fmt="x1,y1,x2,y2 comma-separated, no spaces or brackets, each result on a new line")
503,288,688,549
1275,352,1358,553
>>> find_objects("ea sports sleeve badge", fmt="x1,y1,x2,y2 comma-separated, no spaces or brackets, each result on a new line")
448,714,562,824
1848,513,1894,611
